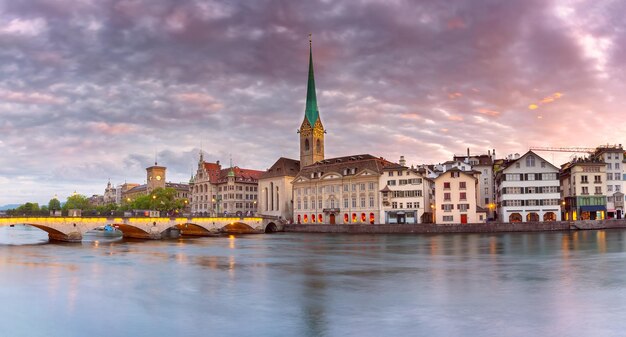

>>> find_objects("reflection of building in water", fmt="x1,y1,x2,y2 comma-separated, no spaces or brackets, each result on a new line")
560,156,607,221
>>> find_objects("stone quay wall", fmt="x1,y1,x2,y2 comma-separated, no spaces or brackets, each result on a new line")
284,220,626,234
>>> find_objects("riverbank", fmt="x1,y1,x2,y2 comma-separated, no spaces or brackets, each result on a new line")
284,219,626,234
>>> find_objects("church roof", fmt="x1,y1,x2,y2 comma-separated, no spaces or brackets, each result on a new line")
304,36,319,126
260,157,301,179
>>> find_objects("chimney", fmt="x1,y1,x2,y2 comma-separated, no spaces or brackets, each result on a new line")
399,156,406,166
493,149,496,159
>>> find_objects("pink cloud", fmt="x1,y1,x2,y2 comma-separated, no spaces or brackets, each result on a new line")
476,108,501,116
0,90,65,105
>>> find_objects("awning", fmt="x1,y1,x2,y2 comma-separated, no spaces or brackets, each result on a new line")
580,205,606,212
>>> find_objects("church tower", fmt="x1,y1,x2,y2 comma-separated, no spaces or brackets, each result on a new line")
299,35,325,168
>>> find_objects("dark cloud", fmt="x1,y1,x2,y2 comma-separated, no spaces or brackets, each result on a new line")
0,0,624,204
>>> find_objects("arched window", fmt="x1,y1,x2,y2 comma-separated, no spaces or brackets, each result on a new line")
344,213,349,223
318,214,323,223
264,188,268,211
352,213,357,223
305,138,310,151
369,213,375,224
361,213,366,222
276,192,279,211
526,155,535,167
316,139,321,154
311,214,316,223
297,214,301,224
303,214,308,223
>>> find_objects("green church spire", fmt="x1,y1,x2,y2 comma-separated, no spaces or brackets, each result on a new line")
304,34,319,126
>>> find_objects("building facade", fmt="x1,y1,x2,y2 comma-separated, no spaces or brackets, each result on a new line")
495,151,561,223
591,145,624,219
292,155,394,224
258,158,300,222
433,168,485,224
560,157,607,221
379,164,432,224
189,155,262,216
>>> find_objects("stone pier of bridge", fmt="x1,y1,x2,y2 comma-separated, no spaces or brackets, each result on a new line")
0,216,284,242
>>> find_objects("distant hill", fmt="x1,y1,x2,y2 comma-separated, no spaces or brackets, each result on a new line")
0,204,21,211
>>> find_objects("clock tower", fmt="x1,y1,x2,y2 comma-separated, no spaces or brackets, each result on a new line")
146,162,166,193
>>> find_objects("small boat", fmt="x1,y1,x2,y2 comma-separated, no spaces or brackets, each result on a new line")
87,225,122,237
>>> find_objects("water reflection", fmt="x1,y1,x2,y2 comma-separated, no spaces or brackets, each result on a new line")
3,227,626,336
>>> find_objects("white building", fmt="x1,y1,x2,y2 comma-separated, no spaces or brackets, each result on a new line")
495,151,561,223
258,157,300,222
454,149,497,219
379,164,432,224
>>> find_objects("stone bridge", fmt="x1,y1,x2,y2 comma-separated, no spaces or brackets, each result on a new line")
0,216,285,242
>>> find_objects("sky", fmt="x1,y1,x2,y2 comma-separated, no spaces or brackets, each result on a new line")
1,0,626,205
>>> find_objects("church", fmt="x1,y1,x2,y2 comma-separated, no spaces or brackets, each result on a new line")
258,37,396,224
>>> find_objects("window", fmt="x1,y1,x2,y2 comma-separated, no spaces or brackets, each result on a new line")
352,197,357,208
582,187,589,195
344,198,349,208
392,202,398,209
387,180,396,186
581,175,588,183
318,199,323,209
304,139,310,151
442,204,454,212
304,199,308,210
608,173,613,180
360,197,366,208
459,182,467,189
608,163,613,170
595,175,602,183
608,185,613,192
398,171,403,176
388,171,394,177
399,179,408,185
399,203,403,209
444,182,451,189
297,199,301,210
616,163,621,170
617,185,621,192
360,183,365,191
369,196,375,207
458,204,469,212
460,192,467,200
369,182,375,190
443,216,454,222
344,185,349,192
595,186,602,195
541,161,546,168
516,163,520,168
526,155,535,167
351,184,356,191
444,193,451,201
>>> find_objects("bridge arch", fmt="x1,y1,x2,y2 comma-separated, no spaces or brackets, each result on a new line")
21,223,81,242
222,222,258,234
175,223,214,236
112,224,152,239
264,222,278,233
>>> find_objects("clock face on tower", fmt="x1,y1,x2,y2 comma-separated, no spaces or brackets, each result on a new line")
156,175,162,181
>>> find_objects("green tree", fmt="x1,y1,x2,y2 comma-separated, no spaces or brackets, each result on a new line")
15,202,40,215
48,198,61,212
63,194,91,212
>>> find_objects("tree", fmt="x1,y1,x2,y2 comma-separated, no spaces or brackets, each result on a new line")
48,198,61,211
63,194,91,212
14,202,40,215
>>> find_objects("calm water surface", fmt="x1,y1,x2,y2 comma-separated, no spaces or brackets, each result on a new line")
2,225,626,337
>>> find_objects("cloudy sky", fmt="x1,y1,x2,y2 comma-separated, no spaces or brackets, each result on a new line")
1,0,625,205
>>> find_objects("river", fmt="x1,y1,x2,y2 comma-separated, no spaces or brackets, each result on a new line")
2,225,626,337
